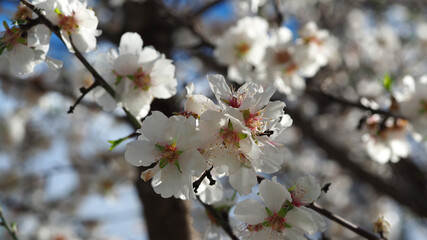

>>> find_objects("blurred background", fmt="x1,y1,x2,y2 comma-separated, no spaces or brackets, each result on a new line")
0,0,426,239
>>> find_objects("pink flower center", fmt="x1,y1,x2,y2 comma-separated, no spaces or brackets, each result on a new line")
220,127,240,146
266,213,286,232
245,113,262,132
58,12,79,34
235,42,250,59
275,50,291,64
228,96,242,108
161,144,179,163
133,67,151,91
247,223,263,232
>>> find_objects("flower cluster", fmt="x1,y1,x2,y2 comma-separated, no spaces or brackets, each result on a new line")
0,0,101,75
215,17,337,99
234,176,325,239
125,74,292,197
93,32,177,119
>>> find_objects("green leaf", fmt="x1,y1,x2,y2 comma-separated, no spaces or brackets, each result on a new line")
108,138,126,151
54,8,62,14
127,75,135,80
16,37,26,44
6,44,14,51
174,161,182,173
265,207,273,216
277,207,288,217
382,73,393,92
155,144,165,151
177,150,184,156
242,110,251,121
2,21,9,30
284,222,292,228
159,158,168,168
227,119,233,131
238,133,247,140
115,75,123,85
261,220,270,227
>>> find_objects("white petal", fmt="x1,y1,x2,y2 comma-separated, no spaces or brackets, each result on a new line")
286,207,319,234
125,140,158,166
234,199,267,224
294,175,321,204
9,44,35,75
119,32,143,55
229,167,257,195
71,30,97,53
259,179,291,213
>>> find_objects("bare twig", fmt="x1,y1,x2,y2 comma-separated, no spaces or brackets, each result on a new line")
305,87,407,119
67,83,98,114
192,166,216,193
0,204,19,240
307,203,386,240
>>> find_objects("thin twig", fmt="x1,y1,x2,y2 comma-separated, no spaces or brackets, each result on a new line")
0,205,19,240
306,87,407,119
192,166,216,193
307,203,386,240
67,83,98,114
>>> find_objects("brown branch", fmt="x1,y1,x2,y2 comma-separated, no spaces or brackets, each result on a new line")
191,0,226,18
305,87,407,119
67,83,98,114
192,166,216,193
307,203,385,240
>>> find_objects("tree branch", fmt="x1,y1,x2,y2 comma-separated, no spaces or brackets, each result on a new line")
0,204,19,240
307,203,385,240
192,166,216,193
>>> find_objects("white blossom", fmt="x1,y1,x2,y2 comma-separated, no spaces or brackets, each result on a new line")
93,32,177,119
34,0,101,53
234,177,325,240
125,111,207,199
214,16,269,83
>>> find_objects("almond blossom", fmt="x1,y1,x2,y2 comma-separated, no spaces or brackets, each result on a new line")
294,21,336,78
264,27,305,100
0,14,52,75
362,115,410,164
34,0,101,53
214,16,269,83
394,75,427,137
93,32,177,119
125,111,207,199
234,177,325,240
208,74,292,174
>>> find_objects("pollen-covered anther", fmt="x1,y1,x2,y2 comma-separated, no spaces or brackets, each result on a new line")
220,128,240,146
267,213,286,232
58,12,79,34
133,67,151,90
162,144,179,163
